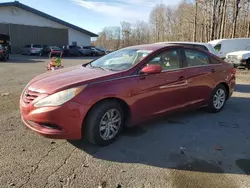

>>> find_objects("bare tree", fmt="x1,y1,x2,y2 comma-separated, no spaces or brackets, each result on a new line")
94,0,250,49
232,0,241,38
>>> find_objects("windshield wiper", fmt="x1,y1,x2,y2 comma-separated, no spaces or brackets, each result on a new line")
87,63,116,71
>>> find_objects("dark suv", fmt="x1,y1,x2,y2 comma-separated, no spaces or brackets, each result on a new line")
0,45,9,61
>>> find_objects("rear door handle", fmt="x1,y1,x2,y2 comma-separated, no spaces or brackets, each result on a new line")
179,76,186,81
211,69,215,73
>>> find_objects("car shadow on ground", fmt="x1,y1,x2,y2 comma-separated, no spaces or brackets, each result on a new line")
235,84,250,93
69,96,250,176
5,55,44,63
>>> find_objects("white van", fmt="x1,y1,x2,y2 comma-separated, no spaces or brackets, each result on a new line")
209,38,250,59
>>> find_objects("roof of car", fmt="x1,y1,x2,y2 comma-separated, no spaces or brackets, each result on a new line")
125,43,182,51
155,41,211,46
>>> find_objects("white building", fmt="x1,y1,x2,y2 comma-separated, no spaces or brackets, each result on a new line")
0,1,98,53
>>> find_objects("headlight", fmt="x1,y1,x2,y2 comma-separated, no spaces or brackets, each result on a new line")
237,55,242,59
34,85,86,107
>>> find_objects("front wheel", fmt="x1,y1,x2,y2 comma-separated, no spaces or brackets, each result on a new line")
84,100,124,146
207,84,228,113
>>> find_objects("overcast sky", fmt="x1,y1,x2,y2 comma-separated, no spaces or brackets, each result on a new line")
0,0,181,35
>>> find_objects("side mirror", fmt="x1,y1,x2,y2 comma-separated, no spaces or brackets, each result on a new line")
140,64,163,74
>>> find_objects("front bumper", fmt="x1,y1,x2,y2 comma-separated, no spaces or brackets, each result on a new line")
225,58,247,67
20,100,87,140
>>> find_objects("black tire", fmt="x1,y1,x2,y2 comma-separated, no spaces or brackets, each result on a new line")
2,54,8,61
207,84,228,113
84,100,124,146
247,59,250,70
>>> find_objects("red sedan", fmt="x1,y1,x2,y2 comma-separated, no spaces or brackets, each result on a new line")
20,44,236,146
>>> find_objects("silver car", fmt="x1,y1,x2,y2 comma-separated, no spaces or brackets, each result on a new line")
21,44,43,56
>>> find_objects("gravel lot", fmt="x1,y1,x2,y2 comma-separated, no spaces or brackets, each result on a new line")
0,55,250,188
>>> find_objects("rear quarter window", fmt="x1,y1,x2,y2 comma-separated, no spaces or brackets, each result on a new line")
210,56,221,64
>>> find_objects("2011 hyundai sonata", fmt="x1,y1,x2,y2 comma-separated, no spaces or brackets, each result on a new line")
20,44,236,146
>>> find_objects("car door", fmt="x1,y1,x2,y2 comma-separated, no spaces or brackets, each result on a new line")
130,48,189,120
182,48,220,107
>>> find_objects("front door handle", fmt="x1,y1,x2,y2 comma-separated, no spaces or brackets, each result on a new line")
179,76,186,81
211,68,215,73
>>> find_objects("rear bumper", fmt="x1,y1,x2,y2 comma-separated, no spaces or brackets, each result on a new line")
30,50,41,54
228,75,236,99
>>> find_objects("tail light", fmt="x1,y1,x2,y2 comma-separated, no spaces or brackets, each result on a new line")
0,50,3,53
31,48,36,50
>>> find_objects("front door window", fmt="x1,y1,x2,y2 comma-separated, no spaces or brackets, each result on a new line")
147,49,181,71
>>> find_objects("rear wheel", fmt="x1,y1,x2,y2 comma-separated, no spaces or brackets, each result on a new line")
207,84,228,113
84,100,124,146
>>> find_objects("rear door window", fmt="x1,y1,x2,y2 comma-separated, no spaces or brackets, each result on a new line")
184,49,210,67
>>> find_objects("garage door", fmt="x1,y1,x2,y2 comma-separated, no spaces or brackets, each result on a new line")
0,23,68,53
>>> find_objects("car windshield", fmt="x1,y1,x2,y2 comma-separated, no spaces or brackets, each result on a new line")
88,48,153,71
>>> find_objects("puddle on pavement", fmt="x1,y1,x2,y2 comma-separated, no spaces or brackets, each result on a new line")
122,126,147,137
236,159,250,175
175,158,224,173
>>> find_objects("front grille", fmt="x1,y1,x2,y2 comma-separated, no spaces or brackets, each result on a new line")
22,89,40,104
41,123,62,130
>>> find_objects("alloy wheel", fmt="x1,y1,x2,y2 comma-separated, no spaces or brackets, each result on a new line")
99,109,121,140
213,88,226,110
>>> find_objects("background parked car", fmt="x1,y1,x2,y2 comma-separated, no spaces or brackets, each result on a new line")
90,47,105,56
39,46,63,56
209,38,250,59
21,44,43,56
79,46,92,56
96,46,109,54
0,44,9,61
225,46,250,69
67,45,84,56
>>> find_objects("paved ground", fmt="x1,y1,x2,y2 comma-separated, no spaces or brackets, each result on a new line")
0,55,250,188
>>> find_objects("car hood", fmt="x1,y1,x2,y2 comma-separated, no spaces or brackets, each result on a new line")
27,65,119,94
227,51,250,56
